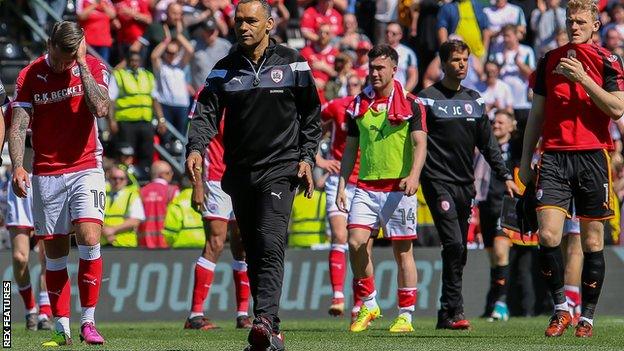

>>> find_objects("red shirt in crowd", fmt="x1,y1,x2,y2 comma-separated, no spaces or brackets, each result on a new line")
301,5,344,38
321,95,360,184
114,0,151,45
12,55,108,175
76,0,114,47
138,179,179,248
533,43,624,151
300,44,339,84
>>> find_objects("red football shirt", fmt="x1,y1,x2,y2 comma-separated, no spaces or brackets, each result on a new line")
204,118,226,182
321,96,360,184
300,44,339,84
12,55,108,175
300,5,344,38
115,0,151,45
76,0,113,47
533,43,624,151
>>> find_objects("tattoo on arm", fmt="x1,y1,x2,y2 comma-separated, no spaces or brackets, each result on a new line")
79,62,109,117
9,107,30,169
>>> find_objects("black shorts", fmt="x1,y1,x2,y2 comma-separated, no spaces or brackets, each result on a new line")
536,150,614,220
478,200,508,248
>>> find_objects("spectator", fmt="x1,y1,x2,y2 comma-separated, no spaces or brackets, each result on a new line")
301,23,340,93
268,0,291,41
336,13,372,54
530,0,566,57
300,0,344,43
151,28,194,140
483,0,526,43
374,0,398,44
474,61,514,119
184,0,230,37
602,4,624,43
132,2,190,62
488,24,535,132
353,40,371,80
190,18,231,91
604,27,624,54
385,22,418,92
31,0,67,41
113,0,152,62
324,53,355,101
162,180,206,248
102,166,145,247
109,51,166,180
76,0,116,63
412,0,444,87
138,161,180,249
437,0,491,59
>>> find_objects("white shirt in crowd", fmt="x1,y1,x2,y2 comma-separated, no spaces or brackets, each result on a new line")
484,3,526,36
394,43,418,88
474,79,514,119
489,44,536,110
155,62,190,107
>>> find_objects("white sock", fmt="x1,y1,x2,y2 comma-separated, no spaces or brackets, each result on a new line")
333,291,345,299
398,310,413,323
554,302,569,312
189,312,204,319
26,307,37,315
363,291,378,310
81,307,96,326
231,260,247,272
39,291,50,306
78,244,101,261
196,257,216,270
237,311,248,317
55,317,71,336
579,316,593,326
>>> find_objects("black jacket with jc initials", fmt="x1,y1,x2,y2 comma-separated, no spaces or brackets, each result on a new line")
186,39,321,171
418,82,512,185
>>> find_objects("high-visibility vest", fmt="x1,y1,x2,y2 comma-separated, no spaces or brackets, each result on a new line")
113,68,155,122
103,187,141,247
289,190,328,248
162,189,205,248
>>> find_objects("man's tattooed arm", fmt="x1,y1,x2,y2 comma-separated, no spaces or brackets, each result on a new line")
78,61,109,118
9,107,30,169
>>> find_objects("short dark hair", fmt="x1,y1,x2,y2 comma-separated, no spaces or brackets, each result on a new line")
368,44,398,65
49,21,84,53
501,24,517,34
439,40,470,63
237,0,271,18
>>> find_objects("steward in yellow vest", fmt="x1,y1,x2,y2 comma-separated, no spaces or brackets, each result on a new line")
163,188,206,248
289,189,328,248
102,166,145,247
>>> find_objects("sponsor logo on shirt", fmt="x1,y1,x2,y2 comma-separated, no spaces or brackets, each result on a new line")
33,84,84,104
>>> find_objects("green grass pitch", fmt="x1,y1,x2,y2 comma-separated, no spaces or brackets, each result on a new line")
9,317,624,350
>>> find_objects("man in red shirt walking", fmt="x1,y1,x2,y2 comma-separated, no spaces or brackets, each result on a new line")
10,21,110,346
519,0,624,338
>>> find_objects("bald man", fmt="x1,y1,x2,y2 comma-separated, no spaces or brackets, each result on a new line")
138,161,180,248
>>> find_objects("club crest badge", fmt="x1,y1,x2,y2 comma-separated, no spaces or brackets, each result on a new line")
271,69,283,83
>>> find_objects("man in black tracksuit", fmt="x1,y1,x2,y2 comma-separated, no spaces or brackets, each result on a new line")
185,0,321,349
418,40,518,329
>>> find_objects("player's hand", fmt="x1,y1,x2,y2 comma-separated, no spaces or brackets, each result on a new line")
75,37,88,64
298,161,314,198
186,151,203,183
399,175,419,196
555,57,587,84
102,226,116,244
317,158,341,174
109,118,119,134
336,188,348,213
191,181,205,214
12,167,30,198
505,179,521,198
